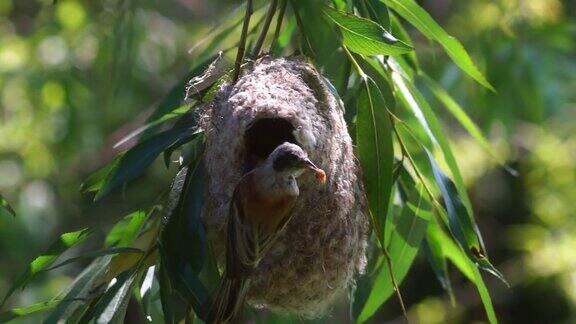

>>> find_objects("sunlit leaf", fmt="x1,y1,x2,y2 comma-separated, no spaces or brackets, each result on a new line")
105,211,148,247
2,228,92,307
421,74,514,173
380,0,494,90
323,6,412,56
390,60,478,232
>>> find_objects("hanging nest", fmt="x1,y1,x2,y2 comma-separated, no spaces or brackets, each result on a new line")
201,56,368,317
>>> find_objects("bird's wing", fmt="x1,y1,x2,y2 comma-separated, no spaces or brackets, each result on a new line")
256,201,296,256
226,186,259,275
227,178,297,272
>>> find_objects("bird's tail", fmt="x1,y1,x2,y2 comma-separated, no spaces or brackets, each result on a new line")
205,275,248,324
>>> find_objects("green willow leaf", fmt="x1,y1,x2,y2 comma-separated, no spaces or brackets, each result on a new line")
2,228,92,307
422,235,453,300
380,0,494,90
357,167,432,323
390,60,476,224
80,156,122,194
43,247,143,272
421,74,514,174
160,145,210,319
77,270,136,324
94,126,201,200
323,6,412,56
0,300,60,322
425,150,508,285
356,78,394,242
105,211,148,247
389,13,418,69
0,193,15,218
364,0,390,30
426,218,497,324
158,262,179,324
44,256,112,324
113,105,190,150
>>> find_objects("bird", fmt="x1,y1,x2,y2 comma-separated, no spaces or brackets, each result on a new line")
206,142,326,323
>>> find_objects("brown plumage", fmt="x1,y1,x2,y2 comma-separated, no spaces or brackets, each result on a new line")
206,143,326,323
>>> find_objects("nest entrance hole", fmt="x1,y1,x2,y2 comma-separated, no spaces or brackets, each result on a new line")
244,118,297,171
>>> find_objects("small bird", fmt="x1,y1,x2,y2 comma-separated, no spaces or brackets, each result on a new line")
206,142,326,323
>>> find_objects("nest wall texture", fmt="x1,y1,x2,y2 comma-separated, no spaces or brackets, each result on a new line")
201,57,368,317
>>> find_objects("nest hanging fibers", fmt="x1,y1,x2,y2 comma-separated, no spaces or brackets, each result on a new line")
201,56,368,317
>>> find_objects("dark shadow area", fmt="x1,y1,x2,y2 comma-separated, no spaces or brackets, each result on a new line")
243,118,297,171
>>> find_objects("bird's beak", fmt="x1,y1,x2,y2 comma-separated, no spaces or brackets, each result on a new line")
300,159,327,184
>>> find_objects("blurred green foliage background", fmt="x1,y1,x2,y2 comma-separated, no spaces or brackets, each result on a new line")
0,0,575,323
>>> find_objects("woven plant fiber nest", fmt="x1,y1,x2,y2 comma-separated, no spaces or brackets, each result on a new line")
201,56,368,317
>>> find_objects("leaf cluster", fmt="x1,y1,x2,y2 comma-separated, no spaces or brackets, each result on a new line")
2,1,508,323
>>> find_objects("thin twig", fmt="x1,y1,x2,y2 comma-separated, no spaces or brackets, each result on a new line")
251,0,278,58
233,0,253,82
269,0,287,53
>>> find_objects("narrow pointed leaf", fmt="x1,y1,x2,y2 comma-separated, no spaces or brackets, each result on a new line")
160,144,210,319
390,61,477,236
95,126,200,200
44,256,112,324
77,270,136,324
43,247,143,272
421,74,512,172
2,228,92,306
105,211,148,247
389,13,418,68
323,6,412,56
357,169,432,323
80,156,121,193
380,0,494,90
356,79,394,241
425,150,508,285
364,0,390,29
422,236,453,298
426,218,497,324
113,105,190,150
0,300,61,322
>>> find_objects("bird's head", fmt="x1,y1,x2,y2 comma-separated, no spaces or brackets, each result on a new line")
269,142,326,184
